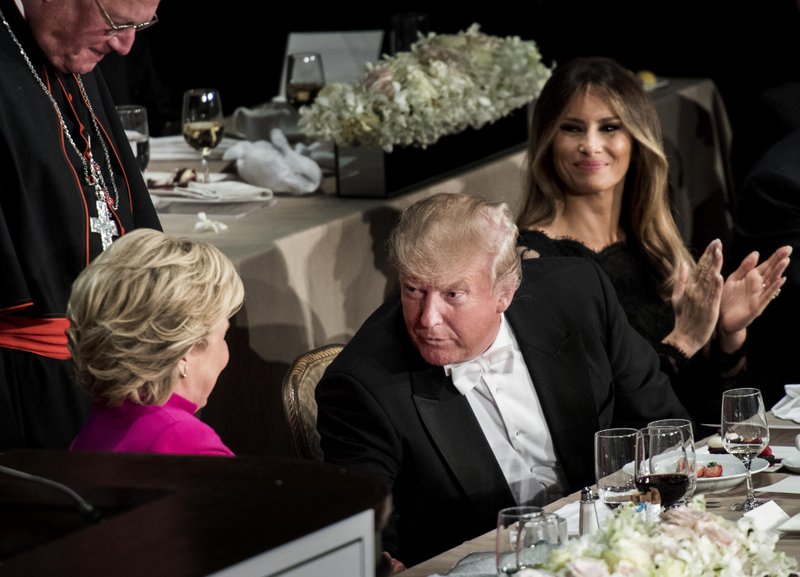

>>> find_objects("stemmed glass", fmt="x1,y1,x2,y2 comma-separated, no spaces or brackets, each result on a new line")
721,387,770,511
285,52,325,109
182,88,224,183
634,426,690,510
594,428,639,509
649,418,697,504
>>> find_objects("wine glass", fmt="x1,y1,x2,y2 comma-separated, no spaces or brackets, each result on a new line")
182,88,224,183
648,418,697,504
116,104,149,172
721,387,769,511
634,426,690,510
285,52,325,109
594,428,639,508
495,507,566,576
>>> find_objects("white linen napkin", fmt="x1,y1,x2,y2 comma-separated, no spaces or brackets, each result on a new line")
172,180,272,202
742,500,789,532
754,476,800,494
771,385,800,422
552,499,615,535
223,129,322,195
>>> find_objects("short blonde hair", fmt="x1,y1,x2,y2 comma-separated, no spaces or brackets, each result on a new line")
389,192,521,292
67,229,244,406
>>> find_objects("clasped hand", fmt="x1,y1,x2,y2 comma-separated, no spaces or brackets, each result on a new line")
669,239,791,357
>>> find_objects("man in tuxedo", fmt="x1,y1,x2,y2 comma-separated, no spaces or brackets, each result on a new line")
315,192,690,568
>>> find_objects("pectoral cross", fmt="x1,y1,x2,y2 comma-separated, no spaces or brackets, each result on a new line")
86,146,119,250
90,197,118,250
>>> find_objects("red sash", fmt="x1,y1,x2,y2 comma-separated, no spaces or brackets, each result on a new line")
0,316,71,360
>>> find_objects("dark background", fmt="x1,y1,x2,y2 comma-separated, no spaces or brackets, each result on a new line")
103,0,800,191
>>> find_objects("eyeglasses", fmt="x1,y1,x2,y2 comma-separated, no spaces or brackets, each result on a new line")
94,0,159,35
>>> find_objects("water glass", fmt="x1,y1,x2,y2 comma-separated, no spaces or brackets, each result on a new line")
649,418,696,502
116,104,149,172
594,428,638,508
496,507,566,576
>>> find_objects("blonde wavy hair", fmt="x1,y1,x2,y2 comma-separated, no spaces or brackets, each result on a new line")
517,56,693,298
67,229,244,407
389,192,521,293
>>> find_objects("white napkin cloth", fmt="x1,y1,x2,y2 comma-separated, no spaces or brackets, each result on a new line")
552,499,615,535
771,385,800,422
173,180,272,202
755,476,800,494
223,129,321,195
742,500,789,532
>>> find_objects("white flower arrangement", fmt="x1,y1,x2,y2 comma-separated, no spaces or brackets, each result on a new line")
297,24,552,152
527,498,797,577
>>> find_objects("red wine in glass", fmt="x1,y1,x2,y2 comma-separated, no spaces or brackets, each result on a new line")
635,473,689,508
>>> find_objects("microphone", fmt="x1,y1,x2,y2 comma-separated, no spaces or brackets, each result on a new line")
0,464,103,523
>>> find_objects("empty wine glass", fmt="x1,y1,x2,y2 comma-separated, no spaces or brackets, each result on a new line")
594,428,639,508
634,426,689,510
285,52,325,109
649,418,697,504
721,387,769,511
182,88,224,183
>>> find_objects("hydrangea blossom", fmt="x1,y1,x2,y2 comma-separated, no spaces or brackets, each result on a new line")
297,24,552,152
527,498,797,577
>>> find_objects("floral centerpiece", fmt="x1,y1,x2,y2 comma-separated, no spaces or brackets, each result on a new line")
529,498,797,577
298,24,552,152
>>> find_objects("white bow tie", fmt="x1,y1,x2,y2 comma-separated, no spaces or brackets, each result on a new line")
447,345,515,394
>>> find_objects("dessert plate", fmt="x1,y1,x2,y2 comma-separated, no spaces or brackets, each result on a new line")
695,453,769,494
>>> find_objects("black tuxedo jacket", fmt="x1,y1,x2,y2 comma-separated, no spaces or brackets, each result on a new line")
316,257,689,566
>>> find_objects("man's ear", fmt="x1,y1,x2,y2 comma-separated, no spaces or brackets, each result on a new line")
495,278,516,313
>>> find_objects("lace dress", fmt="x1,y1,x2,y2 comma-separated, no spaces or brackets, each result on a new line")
518,229,742,426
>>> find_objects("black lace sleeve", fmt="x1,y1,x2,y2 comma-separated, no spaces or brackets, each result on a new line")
654,342,692,379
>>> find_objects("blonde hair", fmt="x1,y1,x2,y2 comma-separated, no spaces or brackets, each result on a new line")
67,229,244,406
518,56,693,298
389,192,521,292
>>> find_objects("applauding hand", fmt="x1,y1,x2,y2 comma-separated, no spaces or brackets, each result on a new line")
666,239,724,357
718,245,792,352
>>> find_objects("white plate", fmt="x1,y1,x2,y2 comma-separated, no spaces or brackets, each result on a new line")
149,180,273,205
695,454,769,493
146,171,228,187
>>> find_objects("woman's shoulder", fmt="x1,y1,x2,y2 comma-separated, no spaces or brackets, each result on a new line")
518,228,618,258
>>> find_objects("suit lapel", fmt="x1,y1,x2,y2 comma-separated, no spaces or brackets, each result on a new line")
507,307,599,490
410,360,515,514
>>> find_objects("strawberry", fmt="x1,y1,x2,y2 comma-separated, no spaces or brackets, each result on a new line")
703,462,723,478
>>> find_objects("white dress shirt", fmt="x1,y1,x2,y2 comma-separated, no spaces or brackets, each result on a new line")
444,314,566,505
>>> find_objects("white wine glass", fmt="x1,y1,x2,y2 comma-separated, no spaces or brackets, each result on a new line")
634,426,689,510
721,387,769,511
285,52,325,109
648,418,696,504
182,88,224,183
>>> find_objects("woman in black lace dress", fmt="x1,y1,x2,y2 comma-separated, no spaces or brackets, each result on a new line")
516,56,791,426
